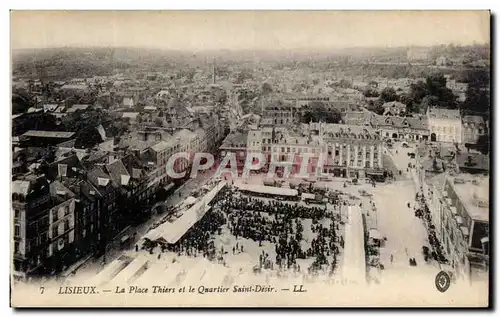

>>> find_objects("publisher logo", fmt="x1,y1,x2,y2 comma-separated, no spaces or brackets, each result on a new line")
435,271,451,293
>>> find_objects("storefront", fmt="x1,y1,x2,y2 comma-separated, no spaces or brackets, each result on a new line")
365,169,386,182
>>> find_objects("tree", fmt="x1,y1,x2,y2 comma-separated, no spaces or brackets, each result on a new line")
12,92,33,114
464,87,489,116
422,95,440,108
463,69,490,116
301,102,341,124
399,94,419,114
154,117,163,127
379,87,399,103
74,127,102,149
338,79,352,89
367,100,385,115
262,83,273,95
409,80,428,104
476,134,490,155
363,88,380,98
425,73,457,109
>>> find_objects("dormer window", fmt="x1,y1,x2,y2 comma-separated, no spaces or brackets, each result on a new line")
97,177,110,187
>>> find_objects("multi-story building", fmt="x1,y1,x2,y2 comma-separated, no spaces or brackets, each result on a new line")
219,130,248,171
427,108,462,143
316,123,384,179
372,115,430,141
420,171,489,282
462,115,487,145
12,175,78,277
47,181,77,273
12,174,52,278
260,99,300,126
246,123,384,179
199,113,227,153
441,175,489,281
86,167,119,255
148,138,181,187
283,94,331,107
61,177,101,260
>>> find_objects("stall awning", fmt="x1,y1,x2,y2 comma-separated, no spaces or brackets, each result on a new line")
369,229,383,240
366,170,385,176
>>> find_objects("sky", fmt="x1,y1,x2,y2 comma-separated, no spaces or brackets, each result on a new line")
10,11,490,51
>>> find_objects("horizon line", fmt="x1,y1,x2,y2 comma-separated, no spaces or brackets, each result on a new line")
11,42,491,53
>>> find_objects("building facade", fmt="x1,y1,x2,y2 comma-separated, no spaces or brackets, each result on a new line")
246,123,384,179
462,115,487,145
372,115,430,141
421,172,489,282
427,108,462,143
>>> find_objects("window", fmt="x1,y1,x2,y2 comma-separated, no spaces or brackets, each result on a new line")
41,232,48,244
14,224,20,237
52,226,58,238
14,242,19,254
14,209,20,219
52,210,58,222
335,150,339,156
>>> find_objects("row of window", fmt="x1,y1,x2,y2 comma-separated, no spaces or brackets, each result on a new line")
268,155,381,167
464,127,485,134
52,220,71,239
259,146,380,157
52,205,71,222
432,125,458,134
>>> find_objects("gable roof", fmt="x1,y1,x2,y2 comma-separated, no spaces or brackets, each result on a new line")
87,167,112,190
428,107,461,120
106,159,130,188
47,153,84,181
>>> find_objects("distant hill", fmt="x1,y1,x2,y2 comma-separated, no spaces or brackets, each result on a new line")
11,44,490,79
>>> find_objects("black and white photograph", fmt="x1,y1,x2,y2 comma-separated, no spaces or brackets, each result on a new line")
9,10,491,307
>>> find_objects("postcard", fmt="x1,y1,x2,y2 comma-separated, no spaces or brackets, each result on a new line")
10,10,490,307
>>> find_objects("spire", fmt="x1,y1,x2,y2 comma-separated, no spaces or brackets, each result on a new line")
212,58,216,85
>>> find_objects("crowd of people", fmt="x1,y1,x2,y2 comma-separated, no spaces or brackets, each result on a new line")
415,192,448,264
141,208,226,261
142,183,345,275
212,186,343,274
